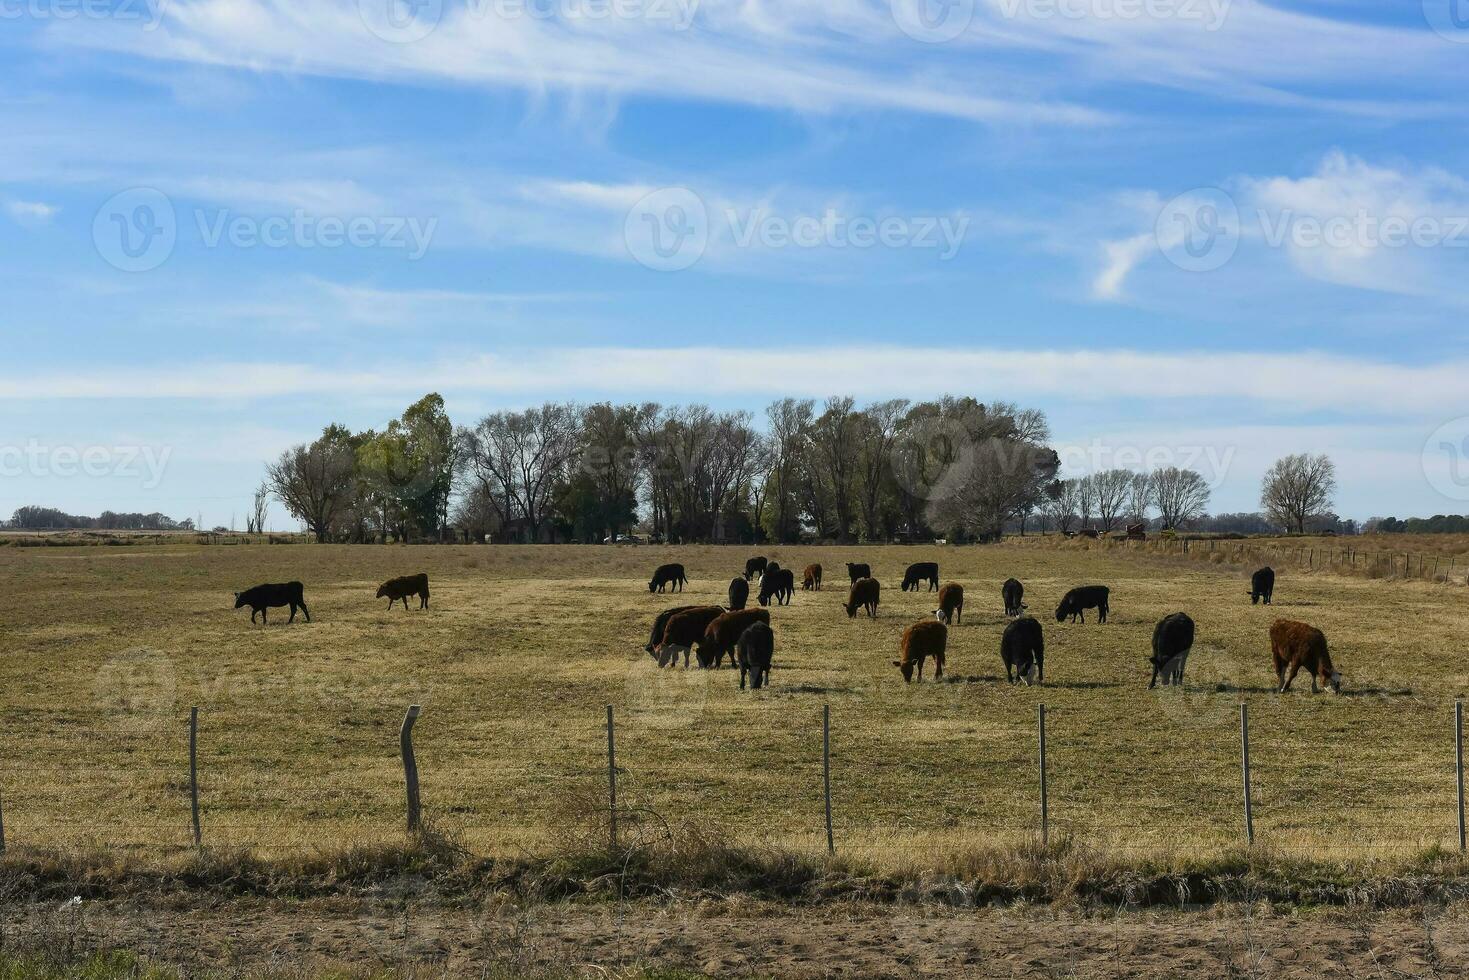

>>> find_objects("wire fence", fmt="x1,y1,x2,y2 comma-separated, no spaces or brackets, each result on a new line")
1,699,1465,861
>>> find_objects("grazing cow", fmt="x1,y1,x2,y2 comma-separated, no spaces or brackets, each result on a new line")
1148,613,1196,689
1270,619,1342,694
234,582,310,625
737,621,775,691
655,606,726,668
377,573,430,611
1002,578,1026,617
846,562,871,583
1055,586,1110,624
645,605,700,655
894,620,947,682
648,563,688,594
802,564,823,591
843,578,881,619
901,562,940,593
758,568,796,607
1000,617,1044,685
702,608,772,670
933,583,964,625
728,577,750,611
744,557,768,581
1249,567,1276,606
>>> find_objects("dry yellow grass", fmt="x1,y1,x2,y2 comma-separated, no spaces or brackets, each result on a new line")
0,541,1464,866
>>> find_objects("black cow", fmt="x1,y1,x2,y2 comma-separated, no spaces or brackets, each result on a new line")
758,568,795,607
645,605,700,655
900,562,940,593
1249,567,1275,606
1055,585,1109,624
846,562,871,583
235,582,310,625
1002,577,1026,617
377,573,429,610
1001,616,1044,684
728,577,750,611
1149,612,1196,689
744,557,768,581
648,563,688,594
737,621,775,691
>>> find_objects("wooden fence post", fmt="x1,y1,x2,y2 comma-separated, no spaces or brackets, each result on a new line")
606,704,618,850
823,704,834,855
1456,701,1465,852
1240,703,1254,846
189,707,201,847
1038,704,1049,847
0,785,6,854
400,705,422,834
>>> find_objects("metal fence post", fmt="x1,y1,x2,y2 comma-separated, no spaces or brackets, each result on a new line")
400,705,422,833
189,707,202,847
1240,703,1254,846
606,704,618,850
1456,701,1465,852
823,705,834,855
1038,704,1049,846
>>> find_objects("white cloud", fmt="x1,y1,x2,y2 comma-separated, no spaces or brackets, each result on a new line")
5,200,58,224
2,346,1464,418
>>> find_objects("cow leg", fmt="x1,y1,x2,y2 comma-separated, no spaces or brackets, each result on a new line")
916,658,924,681
740,666,747,691
262,607,269,625
1310,674,1319,694
1037,655,1044,684
1149,664,1159,689
1281,663,1300,693
288,604,297,623
934,655,943,680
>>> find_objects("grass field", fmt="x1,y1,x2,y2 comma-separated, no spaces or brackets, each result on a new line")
1,541,1465,866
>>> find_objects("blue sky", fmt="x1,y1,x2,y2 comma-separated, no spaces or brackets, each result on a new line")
3,0,1469,528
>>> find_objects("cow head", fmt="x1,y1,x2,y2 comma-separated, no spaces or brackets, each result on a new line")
647,581,658,593
1328,671,1343,694
844,601,858,618
1025,662,1040,685
892,659,915,683
233,592,245,608
933,608,948,624
656,643,687,668
1054,602,1069,623
375,584,389,599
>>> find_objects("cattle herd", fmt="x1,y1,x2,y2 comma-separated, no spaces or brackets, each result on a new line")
230,556,1343,698
641,559,1345,697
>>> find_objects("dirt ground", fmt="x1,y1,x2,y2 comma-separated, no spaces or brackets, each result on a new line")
6,898,1469,978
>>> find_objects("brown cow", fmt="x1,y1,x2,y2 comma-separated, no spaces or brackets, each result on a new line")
894,620,947,682
655,606,725,668
700,608,771,669
1270,619,1342,694
802,563,823,591
933,583,964,625
842,578,881,619
377,573,430,610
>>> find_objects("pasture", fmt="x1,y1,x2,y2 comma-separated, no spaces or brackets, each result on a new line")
0,541,1465,865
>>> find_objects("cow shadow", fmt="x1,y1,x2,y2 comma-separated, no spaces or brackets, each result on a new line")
1042,680,1121,691
1339,686,1413,698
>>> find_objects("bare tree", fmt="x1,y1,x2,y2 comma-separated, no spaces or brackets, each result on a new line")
809,396,860,542
1127,472,1154,525
266,425,357,542
1043,478,1081,533
247,482,270,535
1090,469,1133,533
1151,467,1211,530
463,403,582,542
854,398,909,542
1260,453,1336,534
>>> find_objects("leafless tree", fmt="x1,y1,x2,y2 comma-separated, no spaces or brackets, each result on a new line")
1260,453,1337,534
266,425,357,542
463,402,582,542
853,398,910,542
1089,469,1134,533
1043,478,1082,533
1152,467,1211,530
247,482,270,535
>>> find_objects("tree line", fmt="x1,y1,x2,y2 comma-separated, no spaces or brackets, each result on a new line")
265,394,1068,544
2,506,194,532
